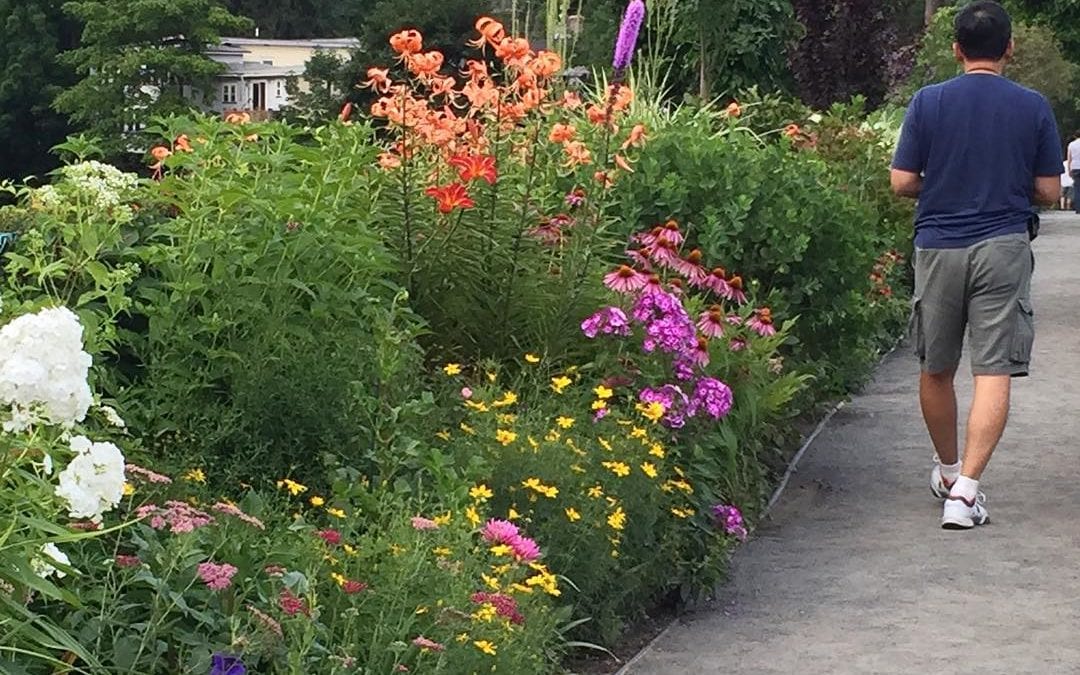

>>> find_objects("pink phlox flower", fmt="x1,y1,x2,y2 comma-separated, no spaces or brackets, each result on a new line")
672,354,696,381
125,464,173,484
412,636,446,652
593,407,610,422
697,306,726,339
509,535,541,562
603,265,648,294
197,561,238,591
689,377,734,419
411,516,440,531
482,519,519,545
711,504,748,540
212,502,266,530
581,307,631,339
138,502,214,534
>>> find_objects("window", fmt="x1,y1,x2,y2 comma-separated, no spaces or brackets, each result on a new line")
276,81,283,98
222,83,238,104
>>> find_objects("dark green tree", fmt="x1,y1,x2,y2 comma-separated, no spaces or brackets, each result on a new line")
280,50,353,123
0,0,77,181
54,0,251,154
221,0,355,38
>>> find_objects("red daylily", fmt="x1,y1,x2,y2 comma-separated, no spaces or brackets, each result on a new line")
448,154,497,184
425,183,476,213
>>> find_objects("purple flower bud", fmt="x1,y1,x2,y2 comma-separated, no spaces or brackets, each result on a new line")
613,0,646,73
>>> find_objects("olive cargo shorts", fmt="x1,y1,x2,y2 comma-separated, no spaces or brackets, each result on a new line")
910,233,1034,377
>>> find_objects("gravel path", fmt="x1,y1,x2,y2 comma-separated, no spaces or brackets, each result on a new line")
624,212,1080,675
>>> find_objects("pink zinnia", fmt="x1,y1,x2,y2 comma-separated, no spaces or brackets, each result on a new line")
482,519,520,545
603,265,647,293
696,306,725,338
411,516,439,531
412,636,446,652
509,535,541,562
747,308,777,337
197,561,238,591
316,529,342,545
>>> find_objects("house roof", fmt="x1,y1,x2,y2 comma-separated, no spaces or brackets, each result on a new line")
218,37,360,50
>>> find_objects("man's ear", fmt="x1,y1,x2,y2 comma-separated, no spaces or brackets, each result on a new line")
1004,38,1015,61
953,42,965,63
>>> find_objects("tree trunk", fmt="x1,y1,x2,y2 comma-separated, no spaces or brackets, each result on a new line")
925,0,942,26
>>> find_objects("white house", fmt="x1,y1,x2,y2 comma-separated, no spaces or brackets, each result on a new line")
205,37,359,118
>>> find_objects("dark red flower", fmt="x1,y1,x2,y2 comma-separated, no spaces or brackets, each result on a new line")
342,580,368,594
115,554,141,568
279,589,310,617
316,529,342,546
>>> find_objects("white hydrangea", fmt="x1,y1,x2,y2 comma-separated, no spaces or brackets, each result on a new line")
0,307,93,432
31,161,138,215
55,435,125,523
33,543,71,579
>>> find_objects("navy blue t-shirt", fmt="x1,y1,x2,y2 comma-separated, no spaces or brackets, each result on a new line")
892,74,1063,249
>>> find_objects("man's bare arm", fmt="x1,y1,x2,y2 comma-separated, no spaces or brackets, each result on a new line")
890,169,923,199
1033,175,1061,207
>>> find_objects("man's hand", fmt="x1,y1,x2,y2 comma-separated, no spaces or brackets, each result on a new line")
890,169,923,199
1033,175,1061,207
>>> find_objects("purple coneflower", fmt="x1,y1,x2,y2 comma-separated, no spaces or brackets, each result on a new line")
747,308,777,337
604,265,648,293
697,306,726,339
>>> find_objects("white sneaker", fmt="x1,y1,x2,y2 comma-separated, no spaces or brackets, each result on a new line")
941,493,990,530
930,464,954,499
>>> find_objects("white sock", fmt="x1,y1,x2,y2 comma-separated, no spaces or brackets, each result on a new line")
950,475,979,502
939,460,962,484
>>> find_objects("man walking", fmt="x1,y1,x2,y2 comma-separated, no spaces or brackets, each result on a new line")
1066,131,1080,213
891,0,1061,530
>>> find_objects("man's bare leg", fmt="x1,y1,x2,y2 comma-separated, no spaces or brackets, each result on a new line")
920,369,959,465
960,374,1011,480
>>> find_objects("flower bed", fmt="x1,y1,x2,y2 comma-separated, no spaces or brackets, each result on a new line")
0,13,910,674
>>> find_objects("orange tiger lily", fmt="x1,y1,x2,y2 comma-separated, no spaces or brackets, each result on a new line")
390,29,422,56
150,146,171,162
425,183,476,213
378,152,402,170
495,37,531,63
430,76,457,97
339,102,353,123
726,101,742,117
468,17,506,49
784,124,801,138
560,91,582,110
621,123,647,150
463,60,489,83
586,105,609,126
174,134,192,152
448,154,497,185
408,51,444,78
549,123,576,143
529,50,562,78
609,83,634,111
563,141,592,167
614,154,635,173
363,67,392,93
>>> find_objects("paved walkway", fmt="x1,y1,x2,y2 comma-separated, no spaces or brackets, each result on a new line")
626,212,1080,674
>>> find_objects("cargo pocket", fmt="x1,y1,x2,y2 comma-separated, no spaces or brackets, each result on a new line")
908,297,925,359
1010,298,1035,363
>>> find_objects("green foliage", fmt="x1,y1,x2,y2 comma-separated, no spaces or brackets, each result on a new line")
0,0,75,182
280,51,353,124
53,0,251,155
613,105,911,397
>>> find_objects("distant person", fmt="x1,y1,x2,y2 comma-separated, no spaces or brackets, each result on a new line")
1061,160,1074,211
891,0,1061,530
1067,131,1080,213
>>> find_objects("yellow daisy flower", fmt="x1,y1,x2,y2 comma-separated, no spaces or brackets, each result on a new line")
474,640,498,656
641,462,658,479
495,429,518,446
565,507,582,522
443,363,462,376
470,484,494,502
593,385,614,400
555,416,575,429
525,353,541,363
551,376,572,394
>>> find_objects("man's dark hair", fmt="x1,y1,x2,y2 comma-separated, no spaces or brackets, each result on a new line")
954,1,1012,61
